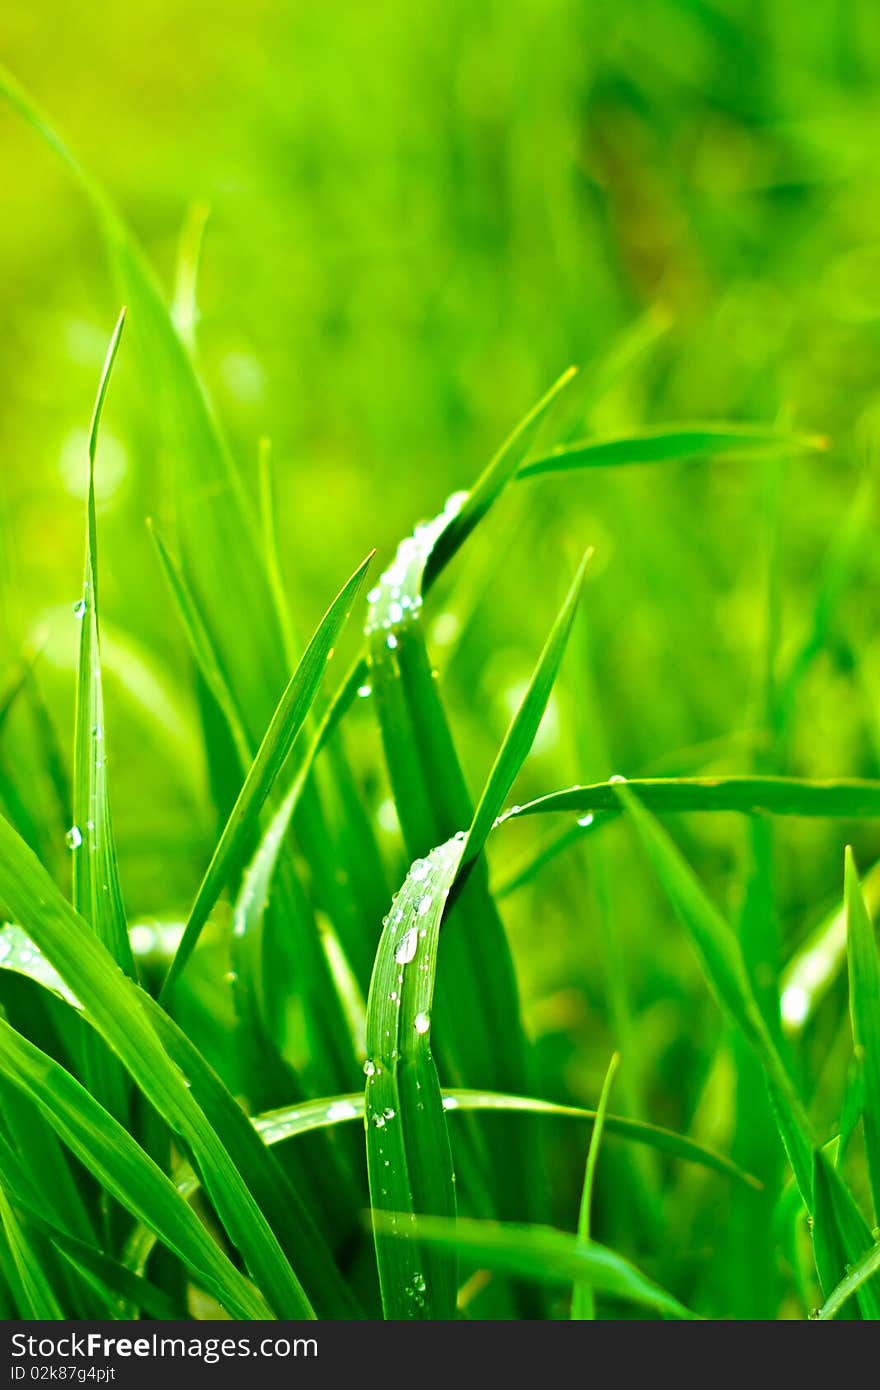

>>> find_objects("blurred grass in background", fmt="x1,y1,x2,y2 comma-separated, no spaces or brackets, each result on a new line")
3,0,880,1318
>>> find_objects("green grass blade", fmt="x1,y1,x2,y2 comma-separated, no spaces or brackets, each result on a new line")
511,775,880,822
519,423,826,477
462,550,591,869
812,1150,859,1318
51,1232,182,1321
572,1052,619,1320
255,1089,758,1185
161,550,372,997
844,847,880,1221
148,521,251,768
72,307,134,977
780,859,880,1034
375,1214,699,1320
0,1017,269,1318
611,780,810,1196
0,813,315,1317
0,1183,64,1319
0,64,289,744
819,1237,880,1320
424,367,577,589
612,782,880,1310
364,835,465,1319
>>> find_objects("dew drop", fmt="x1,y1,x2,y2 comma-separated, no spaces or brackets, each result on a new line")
73,598,87,620
577,813,594,829
357,683,372,698
386,633,399,650
414,1011,430,1034
363,1059,377,1077
395,928,418,965
608,773,627,785
66,826,83,850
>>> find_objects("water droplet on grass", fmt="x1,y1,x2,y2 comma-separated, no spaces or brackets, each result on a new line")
414,1011,430,1034
395,928,418,964
66,826,83,850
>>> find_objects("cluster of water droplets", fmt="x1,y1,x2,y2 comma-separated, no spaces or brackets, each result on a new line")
364,491,469,646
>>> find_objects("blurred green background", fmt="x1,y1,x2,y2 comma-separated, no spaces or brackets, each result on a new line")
3,0,880,1315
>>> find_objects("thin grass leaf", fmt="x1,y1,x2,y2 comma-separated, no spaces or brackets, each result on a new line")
511,775,880,822
780,858,880,1034
148,520,251,768
424,366,577,588
819,1237,880,1320
519,423,826,478
612,781,880,1312
0,1183,64,1319
0,813,318,1317
812,1150,859,1318
572,1053,619,1320
0,1017,268,1318
52,1232,182,1321
462,549,591,869
161,550,372,997
845,847,880,1221
365,835,465,1319
171,200,210,351
374,1214,699,1320
72,307,134,977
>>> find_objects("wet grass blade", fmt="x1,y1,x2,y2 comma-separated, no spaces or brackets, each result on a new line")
0,813,316,1317
0,1183,64,1319
255,1088,758,1185
612,782,880,1312
819,1237,880,1320
511,775,880,821
519,423,826,478
375,1214,699,1320
844,848,880,1221
72,308,134,977
161,551,372,997
0,1017,269,1318
572,1053,619,1320
364,836,465,1319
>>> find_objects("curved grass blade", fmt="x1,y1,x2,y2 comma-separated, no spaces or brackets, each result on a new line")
255,1090,757,1185
50,1231,182,1321
510,775,880,822
0,1017,269,1318
0,813,317,1318
364,551,591,1317
845,848,880,1221
461,550,591,870
374,1214,699,1320
612,780,880,1314
520,423,825,478
780,858,880,1034
0,1183,64,1319
73,308,135,977
161,551,373,997
424,366,577,588
572,1053,619,1320
819,1237,880,1320
148,521,251,769
0,64,289,743
365,836,465,1319
71,311,135,1139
